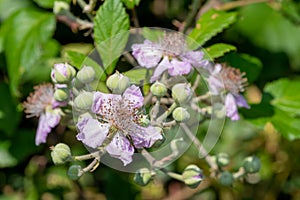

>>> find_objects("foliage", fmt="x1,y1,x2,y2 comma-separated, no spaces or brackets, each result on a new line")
1,0,300,199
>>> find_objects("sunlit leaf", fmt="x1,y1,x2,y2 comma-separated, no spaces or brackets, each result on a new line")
94,0,130,75
122,0,140,9
204,43,236,60
188,9,237,49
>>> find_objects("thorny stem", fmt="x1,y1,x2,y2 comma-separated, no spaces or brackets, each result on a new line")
160,168,184,181
192,92,211,103
150,98,161,123
215,0,270,11
180,123,218,170
78,158,100,176
83,0,97,13
162,120,177,127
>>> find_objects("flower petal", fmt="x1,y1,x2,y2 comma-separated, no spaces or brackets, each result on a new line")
92,92,121,114
123,85,144,108
225,93,240,121
168,58,192,76
181,51,208,68
130,125,163,148
35,112,61,145
106,132,134,166
150,56,170,82
76,117,109,149
234,94,250,109
132,40,162,68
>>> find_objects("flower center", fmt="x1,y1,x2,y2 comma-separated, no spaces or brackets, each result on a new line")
220,64,248,94
158,32,186,57
23,84,54,118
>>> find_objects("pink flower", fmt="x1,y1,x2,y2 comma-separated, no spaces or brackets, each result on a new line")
23,84,62,145
76,85,163,166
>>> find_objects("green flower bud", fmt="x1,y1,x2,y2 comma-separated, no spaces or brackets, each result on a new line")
243,156,261,174
134,168,153,186
172,83,192,104
53,1,70,14
106,72,130,94
52,63,76,84
74,91,93,110
54,88,69,102
150,82,167,97
68,165,82,180
219,171,234,186
182,164,203,188
172,107,190,122
76,66,96,84
50,143,72,165
216,153,230,168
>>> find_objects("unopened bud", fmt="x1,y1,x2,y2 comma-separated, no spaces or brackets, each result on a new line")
172,107,190,122
51,63,76,84
106,72,130,94
134,168,153,186
219,171,234,186
182,164,203,188
216,153,230,167
76,66,95,84
50,143,72,165
172,83,192,104
243,156,261,174
54,88,69,102
53,1,70,14
68,165,82,180
74,91,93,110
150,82,167,97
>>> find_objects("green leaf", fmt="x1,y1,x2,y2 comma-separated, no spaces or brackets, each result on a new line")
0,0,31,20
142,27,164,42
188,9,237,49
122,0,140,9
3,9,56,97
0,82,21,136
265,78,300,116
0,141,18,168
66,51,107,81
94,0,130,75
204,43,236,60
271,108,300,140
123,68,151,84
219,53,263,83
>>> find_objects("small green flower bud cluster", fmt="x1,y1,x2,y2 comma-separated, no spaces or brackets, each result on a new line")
182,164,203,188
52,63,76,84
172,83,192,104
134,168,153,186
106,72,130,94
50,143,72,165
76,66,96,84
68,165,82,180
74,91,94,110
243,156,261,174
150,82,167,97
219,171,234,186
172,107,190,122
216,153,230,168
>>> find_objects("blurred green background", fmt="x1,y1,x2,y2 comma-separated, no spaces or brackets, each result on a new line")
1,0,300,199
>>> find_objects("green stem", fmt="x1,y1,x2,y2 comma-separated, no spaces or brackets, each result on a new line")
180,123,218,170
156,102,178,123
77,0,94,20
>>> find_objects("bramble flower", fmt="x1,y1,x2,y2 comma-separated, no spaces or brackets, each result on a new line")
23,84,63,145
132,33,208,82
76,85,163,166
208,64,250,120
